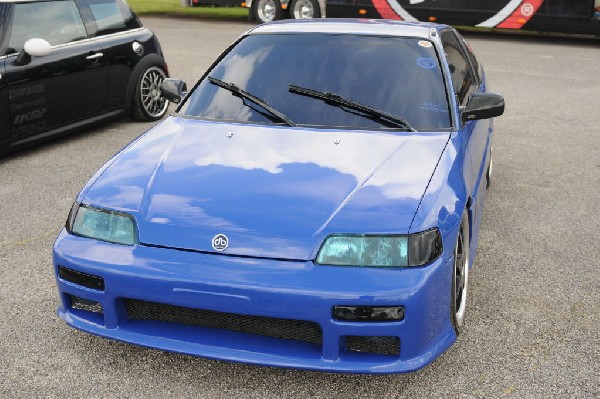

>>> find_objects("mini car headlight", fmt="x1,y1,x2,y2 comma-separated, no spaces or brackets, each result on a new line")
67,203,137,246
316,229,442,267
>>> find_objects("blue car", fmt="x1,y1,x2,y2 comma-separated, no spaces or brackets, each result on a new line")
53,19,504,374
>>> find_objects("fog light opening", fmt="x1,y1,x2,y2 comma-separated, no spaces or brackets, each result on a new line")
333,306,404,322
345,336,400,356
58,266,105,291
70,295,103,314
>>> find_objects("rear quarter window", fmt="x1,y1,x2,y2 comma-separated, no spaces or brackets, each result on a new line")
90,1,127,32
77,0,141,36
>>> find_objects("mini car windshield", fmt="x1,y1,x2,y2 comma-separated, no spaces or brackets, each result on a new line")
180,34,451,131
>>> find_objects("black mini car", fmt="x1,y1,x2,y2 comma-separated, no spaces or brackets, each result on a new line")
0,0,169,155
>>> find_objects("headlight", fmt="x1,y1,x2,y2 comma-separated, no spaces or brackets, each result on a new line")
315,229,442,267
66,203,137,245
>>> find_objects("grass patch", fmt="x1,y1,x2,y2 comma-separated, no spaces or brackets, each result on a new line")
128,0,248,19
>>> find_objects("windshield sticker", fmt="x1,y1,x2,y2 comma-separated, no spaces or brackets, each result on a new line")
419,102,447,113
418,40,432,48
417,57,436,69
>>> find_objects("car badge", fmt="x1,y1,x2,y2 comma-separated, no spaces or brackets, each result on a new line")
212,234,229,251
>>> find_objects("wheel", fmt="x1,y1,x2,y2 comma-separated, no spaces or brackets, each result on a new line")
451,213,470,335
289,0,321,19
131,65,169,121
486,147,493,189
252,0,283,23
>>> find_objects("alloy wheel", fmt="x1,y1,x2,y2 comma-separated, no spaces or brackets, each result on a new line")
140,66,168,119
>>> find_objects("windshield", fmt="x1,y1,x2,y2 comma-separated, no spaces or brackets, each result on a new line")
180,33,451,131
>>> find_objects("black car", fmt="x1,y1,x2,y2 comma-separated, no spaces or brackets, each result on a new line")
0,0,169,155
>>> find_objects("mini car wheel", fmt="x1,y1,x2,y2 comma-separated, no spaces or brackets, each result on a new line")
132,66,169,121
451,213,470,335
252,0,283,23
290,0,321,19
486,147,493,189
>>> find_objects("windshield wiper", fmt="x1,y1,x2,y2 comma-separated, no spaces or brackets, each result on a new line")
289,85,416,132
208,77,295,127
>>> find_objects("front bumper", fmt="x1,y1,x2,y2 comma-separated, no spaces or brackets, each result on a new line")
53,230,457,374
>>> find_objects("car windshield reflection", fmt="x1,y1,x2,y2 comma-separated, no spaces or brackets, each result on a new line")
180,34,451,131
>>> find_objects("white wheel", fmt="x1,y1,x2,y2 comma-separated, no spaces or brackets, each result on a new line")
290,0,320,19
486,146,493,189
253,0,283,23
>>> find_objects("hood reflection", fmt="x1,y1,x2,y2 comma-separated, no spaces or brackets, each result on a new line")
83,117,450,260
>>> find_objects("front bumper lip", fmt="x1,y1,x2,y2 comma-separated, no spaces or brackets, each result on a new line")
53,230,457,374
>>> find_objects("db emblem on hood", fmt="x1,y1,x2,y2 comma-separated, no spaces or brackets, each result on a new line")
212,234,229,251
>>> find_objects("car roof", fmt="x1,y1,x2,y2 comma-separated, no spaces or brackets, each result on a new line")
248,19,449,40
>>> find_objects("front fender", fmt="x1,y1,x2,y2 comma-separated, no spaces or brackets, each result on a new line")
410,132,469,263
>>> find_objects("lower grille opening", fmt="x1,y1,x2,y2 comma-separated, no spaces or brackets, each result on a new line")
125,299,322,346
345,336,400,356
69,295,103,314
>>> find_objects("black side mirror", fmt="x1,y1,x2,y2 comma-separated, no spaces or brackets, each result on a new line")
160,78,188,104
461,93,505,124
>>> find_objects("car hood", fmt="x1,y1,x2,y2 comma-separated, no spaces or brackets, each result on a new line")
82,116,449,260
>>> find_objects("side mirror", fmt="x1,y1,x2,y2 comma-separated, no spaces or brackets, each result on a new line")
14,38,52,66
160,78,188,104
461,92,505,124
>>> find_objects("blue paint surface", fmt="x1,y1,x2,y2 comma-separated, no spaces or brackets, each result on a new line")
53,19,500,373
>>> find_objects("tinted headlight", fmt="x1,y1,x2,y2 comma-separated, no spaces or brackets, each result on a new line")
67,203,137,246
316,229,442,268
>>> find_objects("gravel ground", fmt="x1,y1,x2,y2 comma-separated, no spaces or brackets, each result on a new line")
0,18,598,398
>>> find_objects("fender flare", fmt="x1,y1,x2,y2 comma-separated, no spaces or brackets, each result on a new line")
124,53,168,110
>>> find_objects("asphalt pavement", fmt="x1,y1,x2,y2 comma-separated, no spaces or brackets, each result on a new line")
0,17,598,398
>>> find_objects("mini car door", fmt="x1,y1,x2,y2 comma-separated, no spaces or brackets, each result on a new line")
0,57,10,144
0,57,9,145
76,0,148,110
0,3,10,144
3,0,107,140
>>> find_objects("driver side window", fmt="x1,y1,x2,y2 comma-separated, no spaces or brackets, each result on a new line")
8,0,87,54
441,31,477,106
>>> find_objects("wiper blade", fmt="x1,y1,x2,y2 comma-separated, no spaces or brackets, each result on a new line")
289,85,416,132
208,77,295,127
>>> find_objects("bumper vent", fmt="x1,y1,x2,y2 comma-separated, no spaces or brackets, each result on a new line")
346,336,400,356
58,266,104,291
125,299,323,345
69,295,103,314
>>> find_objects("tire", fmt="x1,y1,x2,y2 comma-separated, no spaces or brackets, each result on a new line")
289,0,321,19
486,147,493,189
451,212,470,335
131,65,169,122
248,7,257,22
252,0,284,23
